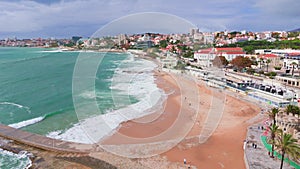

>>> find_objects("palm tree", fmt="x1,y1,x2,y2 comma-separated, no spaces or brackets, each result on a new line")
285,104,300,116
259,58,264,69
266,59,271,72
274,130,300,169
268,123,279,158
269,107,279,125
290,62,298,76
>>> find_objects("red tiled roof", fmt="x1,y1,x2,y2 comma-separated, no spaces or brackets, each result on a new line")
215,47,243,52
195,48,215,54
288,52,300,56
259,54,278,58
223,51,245,54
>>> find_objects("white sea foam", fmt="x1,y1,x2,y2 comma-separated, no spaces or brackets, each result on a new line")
0,148,32,169
0,102,23,109
50,55,166,144
0,102,31,113
39,49,63,53
8,116,44,129
79,90,97,99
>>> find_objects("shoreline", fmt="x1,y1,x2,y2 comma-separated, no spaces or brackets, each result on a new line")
98,62,262,168
45,50,164,144
0,49,265,168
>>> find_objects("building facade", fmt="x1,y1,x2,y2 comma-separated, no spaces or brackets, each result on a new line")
194,47,245,67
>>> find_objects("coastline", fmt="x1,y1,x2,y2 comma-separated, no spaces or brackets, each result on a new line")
96,58,262,168
0,49,264,168
45,50,165,144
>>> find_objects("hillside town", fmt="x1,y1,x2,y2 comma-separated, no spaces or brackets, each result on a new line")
0,28,299,168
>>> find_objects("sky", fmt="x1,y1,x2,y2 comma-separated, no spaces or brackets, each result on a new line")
0,0,299,38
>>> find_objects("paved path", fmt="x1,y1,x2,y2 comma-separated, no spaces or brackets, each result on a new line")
0,124,94,155
245,122,296,169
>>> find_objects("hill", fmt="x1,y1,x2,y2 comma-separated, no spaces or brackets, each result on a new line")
289,28,300,32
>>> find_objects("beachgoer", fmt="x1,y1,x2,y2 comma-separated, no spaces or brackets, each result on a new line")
184,158,186,164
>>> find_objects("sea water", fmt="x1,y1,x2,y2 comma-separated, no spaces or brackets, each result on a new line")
0,47,164,167
0,148,32,169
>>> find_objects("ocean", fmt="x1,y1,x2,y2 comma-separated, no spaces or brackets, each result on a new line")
0,47,164,168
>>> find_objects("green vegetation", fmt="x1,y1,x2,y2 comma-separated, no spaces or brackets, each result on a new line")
274,66,282,70
221,40,300,54
266,59,271,72
291,62,298,76
159,40,168,48
230,56,253,71
262,136,300,169
274,130,300,169
264,106,300,168
269,107,280,125
64,42,75,47
288,32,300,38
246,68,255,75
174,60,186,70
268,124,279,158
265,72,277,78
285,105,300,116
49,43,59,48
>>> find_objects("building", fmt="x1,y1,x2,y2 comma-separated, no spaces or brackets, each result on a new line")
194,47,245,67
194,48,216,67
190,28,199,36
276,112,300,141
215,47,245,61
276,75,300,88
161,52,178,68
258,54,282,70
254,49,300,57
203,32,214,44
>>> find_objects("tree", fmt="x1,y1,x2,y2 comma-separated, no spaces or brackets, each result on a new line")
258,58,264,69
159,40,168,48
230,56,252,71
266,59,271,72
285,105,300,116
212,56,228,67
269,107,279,125
274,130,300,169
291,62,297,76
268,124,279,158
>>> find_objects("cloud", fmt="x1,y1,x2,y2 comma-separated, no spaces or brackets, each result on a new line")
0,0,299,38
93,12,197,37
254,0,300,18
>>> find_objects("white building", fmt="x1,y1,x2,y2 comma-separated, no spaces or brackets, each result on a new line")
161,52,178,68
194,47,245,67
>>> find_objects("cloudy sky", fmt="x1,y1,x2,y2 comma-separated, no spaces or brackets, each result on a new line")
0,0,299,38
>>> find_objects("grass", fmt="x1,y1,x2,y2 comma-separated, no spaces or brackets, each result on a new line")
261,136,300,169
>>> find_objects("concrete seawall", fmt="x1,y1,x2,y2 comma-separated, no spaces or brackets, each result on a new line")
0,124,93,155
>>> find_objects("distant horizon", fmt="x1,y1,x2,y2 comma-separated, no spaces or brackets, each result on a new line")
1,28,299,40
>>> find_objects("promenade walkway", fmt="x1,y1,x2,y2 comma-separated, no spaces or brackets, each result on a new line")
0,124,93,155
245,122,297,169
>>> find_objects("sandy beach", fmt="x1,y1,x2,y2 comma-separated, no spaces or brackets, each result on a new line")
0,61,262,169
96,68,261,168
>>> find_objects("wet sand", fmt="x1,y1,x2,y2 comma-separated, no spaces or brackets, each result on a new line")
0,68,261,169
100,69,261,168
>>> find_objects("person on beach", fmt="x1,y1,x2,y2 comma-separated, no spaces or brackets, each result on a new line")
184,158,187,164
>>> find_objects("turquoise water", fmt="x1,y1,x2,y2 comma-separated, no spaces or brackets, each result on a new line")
0,47,150,168
0,148,31,169
0,47,138,134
